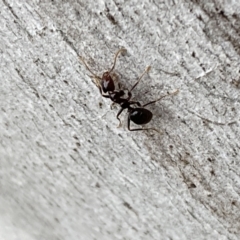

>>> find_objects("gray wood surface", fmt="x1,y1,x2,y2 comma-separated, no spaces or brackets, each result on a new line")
1,0,240,239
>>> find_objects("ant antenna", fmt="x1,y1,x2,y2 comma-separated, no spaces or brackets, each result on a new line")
129,66,151,93
79,48,126,76
109,48,127,73
79,56,101,79
142,89,179,107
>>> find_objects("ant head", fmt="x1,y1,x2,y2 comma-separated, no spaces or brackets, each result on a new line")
101,72,115,93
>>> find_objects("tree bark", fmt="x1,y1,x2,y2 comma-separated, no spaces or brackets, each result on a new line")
1,0,240,239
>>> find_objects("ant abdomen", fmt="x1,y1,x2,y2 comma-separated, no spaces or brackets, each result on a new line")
129,108,153,125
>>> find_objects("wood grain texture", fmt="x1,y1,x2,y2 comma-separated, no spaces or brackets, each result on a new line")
0,0,240,239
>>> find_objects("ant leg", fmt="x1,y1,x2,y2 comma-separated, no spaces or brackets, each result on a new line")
116,108,124,127
101,94,110,99
128,66,151,95
129,101,141,107
142,89,179,107
127,116,160,132
127,91,132,100
109,48,127,73
98,85,111,98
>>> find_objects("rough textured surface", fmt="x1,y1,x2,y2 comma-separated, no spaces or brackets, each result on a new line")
1,0,240,239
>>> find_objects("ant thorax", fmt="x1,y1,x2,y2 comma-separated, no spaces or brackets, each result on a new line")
108,89,129,104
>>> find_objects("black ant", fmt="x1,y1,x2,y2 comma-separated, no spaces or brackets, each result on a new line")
80,49,179,132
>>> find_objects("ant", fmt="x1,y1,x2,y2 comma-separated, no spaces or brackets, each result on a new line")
80,49,179,132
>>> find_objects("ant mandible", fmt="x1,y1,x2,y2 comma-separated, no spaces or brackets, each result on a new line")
80,49,179,132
